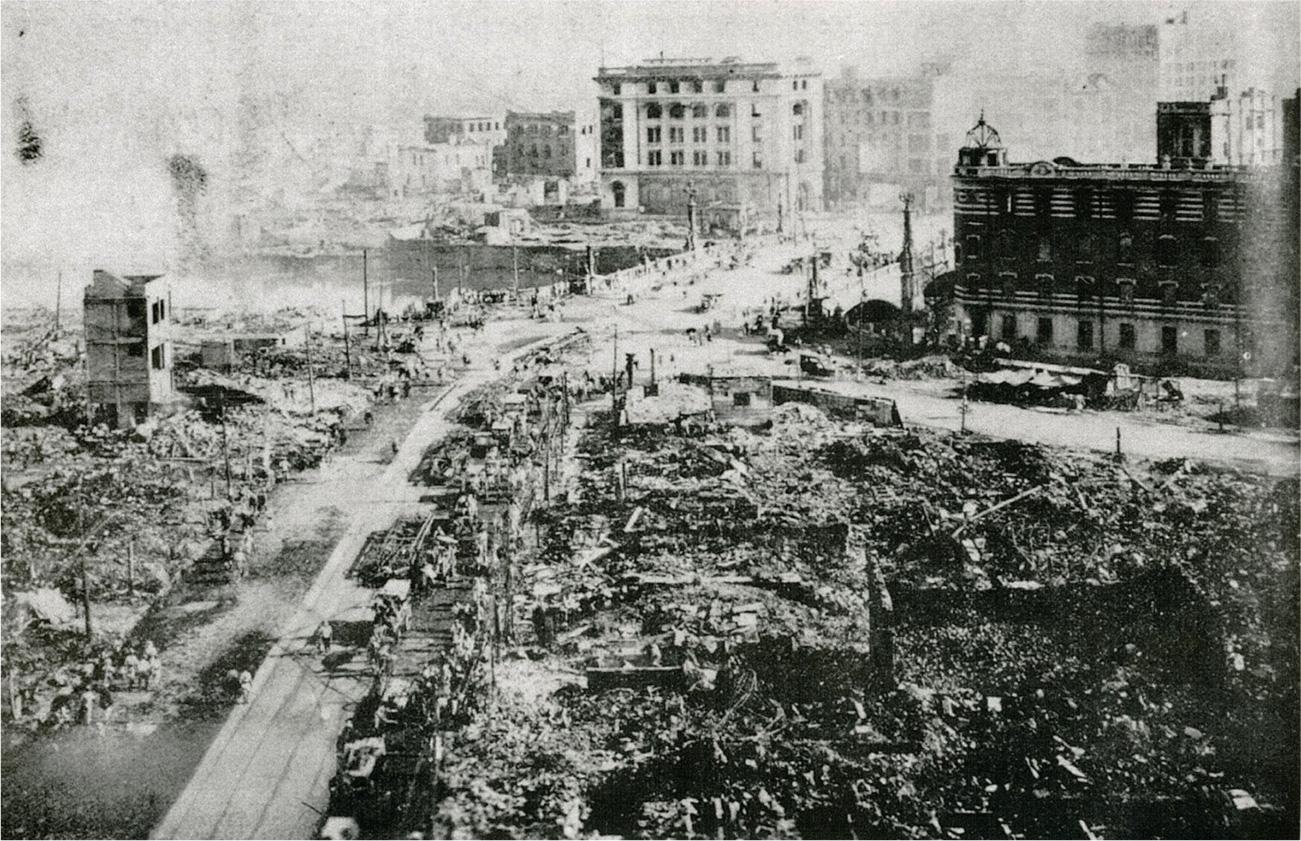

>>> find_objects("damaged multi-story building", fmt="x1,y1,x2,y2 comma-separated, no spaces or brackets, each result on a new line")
946,92,1299,378
594,56,824,232
84,270,176,428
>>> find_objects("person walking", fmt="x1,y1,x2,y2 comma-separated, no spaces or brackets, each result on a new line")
316,620,333,655
238,670,253,704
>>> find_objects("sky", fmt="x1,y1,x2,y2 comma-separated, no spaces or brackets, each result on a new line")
2,0,1297,302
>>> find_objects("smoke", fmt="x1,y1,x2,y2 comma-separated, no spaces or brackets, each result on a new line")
168,153,210,266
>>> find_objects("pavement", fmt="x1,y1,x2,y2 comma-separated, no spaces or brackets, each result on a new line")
152,326,575,840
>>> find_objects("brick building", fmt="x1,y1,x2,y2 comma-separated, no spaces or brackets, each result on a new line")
947,109,1299,378
594,56,823,232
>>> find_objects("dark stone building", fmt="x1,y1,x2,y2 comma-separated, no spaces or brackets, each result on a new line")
500,111,577,178
948,109,1299,378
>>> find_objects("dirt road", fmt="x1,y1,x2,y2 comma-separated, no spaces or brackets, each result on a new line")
152,324,571,839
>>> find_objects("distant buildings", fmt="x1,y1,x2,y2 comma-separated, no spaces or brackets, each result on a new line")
945,101,1299,378
386,142,492,198
423,115,506,147
84,271,175,428
823,67,946,209
594,56,824,232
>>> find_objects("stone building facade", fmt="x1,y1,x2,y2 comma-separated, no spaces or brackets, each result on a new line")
594,56,823,232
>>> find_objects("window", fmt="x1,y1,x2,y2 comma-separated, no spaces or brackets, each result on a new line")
648,81,657,94
1114,190,1134,225
1161,325,1178,354
1037,236,1051,263
1117,233,1134,265
1036,317,1054,345
1001,314,1017,341
752,80,760,92
1075,189,1093,219
997,189,1013,215
1159,191,1177,221
1118,278,1136,304
752,125,762,142
1076,233,1096,264
612,83,621,95
1202,328,1222,356
611,181,626,208
1034,273,1054,294
792,80,799,91
670,150,684,166
692,104,707,119
1203,190,1218,221
717,126,730,143
801,79,808,90
998,271,1017,295
543,145,552,158
715,104,730,118
1200,237,1220,268
752,151,763,168
1119,323,1136,349
1160,281,1178,305
713,80,725,93
692,80,703,93
1077,320,1094,349
647,150,662,166
669,81,680,94
669,104,685,119
126,340,145,359
965,272,981,290
793,124,804,140
647,103,662,119
1035,190,1053,219
965,234,981,260
693,150,708,166
151,344,166,370
669,126,684,143
692,126,707,142
647,126,661,144
716,150,731,166
795,149,806,163
793,102,804,116
1156,235,1177,268
732,391,751,407
127,299,146,321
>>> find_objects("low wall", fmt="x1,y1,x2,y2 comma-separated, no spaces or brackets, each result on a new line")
772,383,902,427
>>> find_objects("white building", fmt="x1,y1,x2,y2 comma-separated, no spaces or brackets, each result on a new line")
594,56,824,232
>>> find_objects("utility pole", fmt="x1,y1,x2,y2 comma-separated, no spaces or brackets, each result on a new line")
362,248,370,337
304,323,317,412
77,479,92,638
342,302,353,380
512,244,520,301
685,184,698,252
220,390,233,499
432,266,440,301
611,325,619,422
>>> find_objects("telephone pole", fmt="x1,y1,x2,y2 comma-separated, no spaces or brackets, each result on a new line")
220,390,233,499
611,325,619,422
362,248,370,337
342,301,353,380
304,324,317,412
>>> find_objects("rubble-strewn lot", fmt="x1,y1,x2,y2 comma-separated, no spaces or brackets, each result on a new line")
1,305,443,728
431,400,1297,839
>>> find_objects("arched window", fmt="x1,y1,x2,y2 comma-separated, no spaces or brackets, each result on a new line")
691,104,708,119
668,103,685,119
715,103,731,118
995,229,1014,262
1156,234,1177,268
793,102,804,116
1200,236,1220,268
611,181,625,208
646,103,662,119
1117,233,1134,265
